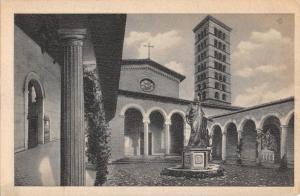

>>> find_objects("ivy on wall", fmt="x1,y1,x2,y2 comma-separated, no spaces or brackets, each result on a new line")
84,69,111,186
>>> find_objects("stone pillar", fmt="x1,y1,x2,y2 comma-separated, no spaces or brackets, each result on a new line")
222,131,227,161
164,120,171,155
143,119,150,156
280,125,288,160
59,29,86,186
256,128,263,164
237,130,243,164
237,130,243,145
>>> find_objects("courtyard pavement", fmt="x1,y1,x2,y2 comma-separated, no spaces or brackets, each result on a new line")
15,140,294,186
86,162,294,186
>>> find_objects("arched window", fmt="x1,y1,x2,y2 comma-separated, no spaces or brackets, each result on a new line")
222,84,226,91
202,91,206,100
215,92,219,99
215,82,219,89
222,94,226,101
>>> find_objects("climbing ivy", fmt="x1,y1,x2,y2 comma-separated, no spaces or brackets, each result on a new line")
84,69,111,186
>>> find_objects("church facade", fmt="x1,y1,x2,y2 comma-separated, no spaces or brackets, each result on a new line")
109,58,242,161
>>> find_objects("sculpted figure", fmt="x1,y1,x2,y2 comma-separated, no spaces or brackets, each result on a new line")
186,96,210,148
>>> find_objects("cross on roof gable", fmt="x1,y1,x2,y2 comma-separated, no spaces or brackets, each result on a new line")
121,59,186,82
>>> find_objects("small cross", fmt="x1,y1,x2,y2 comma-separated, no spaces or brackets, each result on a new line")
144,43,154,59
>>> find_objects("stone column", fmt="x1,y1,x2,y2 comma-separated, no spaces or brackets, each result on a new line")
256,128,263,164
237,130,243,145
164,120,171,155
59,29,86,186
143,119,150,156
237,130,243,163
222,131,227,161
280,125,288,160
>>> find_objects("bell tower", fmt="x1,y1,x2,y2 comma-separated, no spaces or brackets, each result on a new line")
193,15,232,105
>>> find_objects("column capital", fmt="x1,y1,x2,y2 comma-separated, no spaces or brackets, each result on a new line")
280,125,289,129
165,120,172,126
58,29,86,46
222,131,227,136
237,129,243,134
256,128,263,134
58,29,86,39
143,119,150,124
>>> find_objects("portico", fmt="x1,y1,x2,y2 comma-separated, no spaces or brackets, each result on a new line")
208,97,294,168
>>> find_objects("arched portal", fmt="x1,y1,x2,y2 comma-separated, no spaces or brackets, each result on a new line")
287,114,294,166
226,123,238,162
27,79,44,149
149,111,165,155
262,116,281,163
124,108,143,156
212,125,222,160
170,113,184,155
241,120,256,164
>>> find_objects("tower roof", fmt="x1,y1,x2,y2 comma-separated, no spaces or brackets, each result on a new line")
121,59,186,82
193,15,232,32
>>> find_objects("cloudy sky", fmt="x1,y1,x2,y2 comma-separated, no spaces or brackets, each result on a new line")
122,14,294,107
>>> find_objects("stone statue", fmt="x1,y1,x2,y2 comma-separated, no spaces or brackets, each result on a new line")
186,96,210,148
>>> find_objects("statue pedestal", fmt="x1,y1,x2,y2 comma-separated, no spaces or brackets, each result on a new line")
182,147,211,169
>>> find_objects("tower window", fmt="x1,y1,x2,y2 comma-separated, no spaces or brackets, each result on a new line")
222,94,226,101
215,92,219,99
219,74,222,81
223,55,226,62
215,72,218,79
202,91,206,99
222,84,226,91
215,82,219,89
203,82,206,89
223,76,226,82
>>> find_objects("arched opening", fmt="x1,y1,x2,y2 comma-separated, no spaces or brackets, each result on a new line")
124,108,143,156
262,116,281,163
212,125,222,160
170,113,184,155
27,79,44,149
226,123,238,162
287,114,294,166
149,111,165,155
241,120,256,164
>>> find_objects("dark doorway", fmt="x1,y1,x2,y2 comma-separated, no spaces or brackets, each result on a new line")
170,113,184,154
27,80,43,149
148,132,152,155
140,132,144,155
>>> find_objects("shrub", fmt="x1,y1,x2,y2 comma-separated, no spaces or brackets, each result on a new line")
84,69,111,186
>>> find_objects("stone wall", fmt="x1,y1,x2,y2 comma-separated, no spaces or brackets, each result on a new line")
119,65,180,98
14,25,61,152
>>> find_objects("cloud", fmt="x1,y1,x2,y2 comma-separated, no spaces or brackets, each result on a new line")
232,28,293,72
125,30,183,59
125,31,151,46
235,64,287,77
232,28,293,106
233,83,294,106
164,61,185,75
